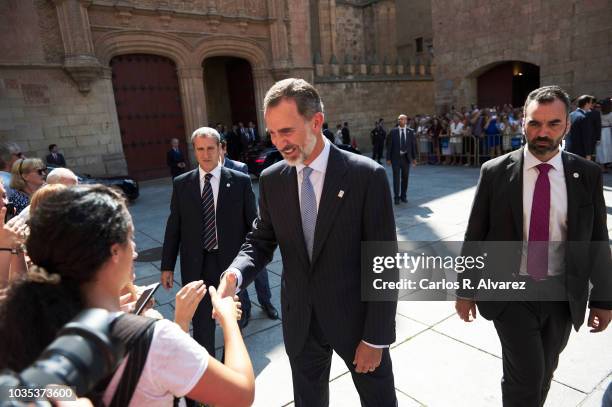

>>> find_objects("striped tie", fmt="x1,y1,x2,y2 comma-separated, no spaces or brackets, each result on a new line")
202,173,217,251
301,167,317,260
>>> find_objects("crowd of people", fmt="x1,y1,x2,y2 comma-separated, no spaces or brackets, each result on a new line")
367,97,612,171
0,80,610,407
0,142,256,406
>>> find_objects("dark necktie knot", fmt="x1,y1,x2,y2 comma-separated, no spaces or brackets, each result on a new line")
204,173,212,182
536,163,552,175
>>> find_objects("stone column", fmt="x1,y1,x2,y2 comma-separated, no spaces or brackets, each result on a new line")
53,0,102,92
177,67,207,144
100,67,128,175
252,68,275,138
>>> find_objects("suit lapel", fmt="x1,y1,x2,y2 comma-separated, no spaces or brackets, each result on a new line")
507,148,524,239
188,169,201,203
217,166,232,219
561,151,580,240
311,146,349,266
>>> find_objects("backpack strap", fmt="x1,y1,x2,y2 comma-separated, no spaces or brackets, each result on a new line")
107,313,157,407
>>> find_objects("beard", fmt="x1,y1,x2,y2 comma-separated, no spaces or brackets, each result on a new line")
527,136,562,156
280,130,318,166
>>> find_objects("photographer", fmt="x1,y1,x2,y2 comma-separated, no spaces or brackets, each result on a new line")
0,185,254,406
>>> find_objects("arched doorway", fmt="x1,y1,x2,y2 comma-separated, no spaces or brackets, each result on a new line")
477,61,540,108
110,54,189,180
203,56,258,158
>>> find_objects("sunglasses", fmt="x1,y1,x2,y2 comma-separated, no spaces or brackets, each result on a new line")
17,159,47,181
13,152,23,158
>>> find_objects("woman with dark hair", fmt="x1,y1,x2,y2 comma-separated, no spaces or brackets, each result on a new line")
0,185,254,407
8,157,46,215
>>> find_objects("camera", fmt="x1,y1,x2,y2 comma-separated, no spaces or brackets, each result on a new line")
0,309,126,405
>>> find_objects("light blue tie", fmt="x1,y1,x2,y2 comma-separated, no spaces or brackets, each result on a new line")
301,167,317,260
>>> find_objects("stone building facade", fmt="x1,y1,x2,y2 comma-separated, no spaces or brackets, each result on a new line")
0,0,434,179
431,0,612,112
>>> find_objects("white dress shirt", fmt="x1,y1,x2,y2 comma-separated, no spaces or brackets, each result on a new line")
295,137,331,209
199,164,222,249
519,147,567,276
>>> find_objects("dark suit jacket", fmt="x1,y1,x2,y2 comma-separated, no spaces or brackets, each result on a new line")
161,166,257,284
224,157,249,175
46,153,66,167
567,109,596,157
229,144,397,358
386,127,417,163
166,148,186,177
587,109,602,143
458,148,612,330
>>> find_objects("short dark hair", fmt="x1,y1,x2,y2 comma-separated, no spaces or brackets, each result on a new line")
576,94,595,108
48,144,57,151
263,78,324,119
523,86,571,116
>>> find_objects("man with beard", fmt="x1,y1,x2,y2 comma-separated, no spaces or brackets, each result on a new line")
456,85,612,406
217,78,398,406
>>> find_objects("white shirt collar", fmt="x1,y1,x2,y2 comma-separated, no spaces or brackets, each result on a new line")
523,146,563,172
296,137,331,176
198,163,222,180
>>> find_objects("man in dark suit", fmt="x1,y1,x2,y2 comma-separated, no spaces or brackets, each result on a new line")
371,119,386,164
219,138,279,325
386,114,417,204
456,86,612,407
166,138,187,178
45,144,66,167
341,121,351,145
566,95,596,160
161,127,257,356
322,122,335,144
218,78,398,407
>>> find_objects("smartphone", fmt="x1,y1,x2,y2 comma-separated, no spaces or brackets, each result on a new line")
133,282,160,315
4,203,15,223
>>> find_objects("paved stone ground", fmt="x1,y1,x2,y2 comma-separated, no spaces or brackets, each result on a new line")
129,163,612,407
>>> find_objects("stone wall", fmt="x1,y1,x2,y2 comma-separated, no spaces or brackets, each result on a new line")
431,0,612,111
395,0,433,63
0,69,126,175
316,79,435,152
335,3,365,62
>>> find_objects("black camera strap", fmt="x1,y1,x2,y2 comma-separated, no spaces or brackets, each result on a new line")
108,313,157,407
86,313,157,406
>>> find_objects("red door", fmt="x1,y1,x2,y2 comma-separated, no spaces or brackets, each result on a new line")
111,54,189,180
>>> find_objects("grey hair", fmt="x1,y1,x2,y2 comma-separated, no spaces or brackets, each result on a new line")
191,127,220,145
0,142,20,169
523,86,571,116
263,78,324,119
47,167,78,185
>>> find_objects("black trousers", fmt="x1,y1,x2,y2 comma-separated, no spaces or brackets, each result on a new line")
190,251,221,357
289,313,397,407
372,141,384,161
391,155,411,200
493,301,572,407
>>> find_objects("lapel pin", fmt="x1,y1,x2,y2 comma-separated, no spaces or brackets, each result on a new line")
226,183,231,187
338,190,344,198
573,172,579,179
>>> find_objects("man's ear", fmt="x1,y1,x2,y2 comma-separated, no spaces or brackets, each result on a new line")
311,112,324,132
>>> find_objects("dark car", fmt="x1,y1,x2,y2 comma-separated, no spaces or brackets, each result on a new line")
246,143,361,176
47,165,139,201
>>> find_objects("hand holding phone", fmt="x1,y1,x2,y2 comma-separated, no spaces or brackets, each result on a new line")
134,283,160,315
